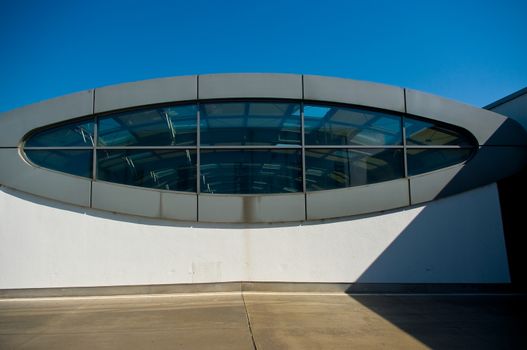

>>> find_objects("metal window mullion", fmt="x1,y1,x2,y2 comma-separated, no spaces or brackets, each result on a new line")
93,116,98,181
402,116,408,178
95,145,198,150
197,103,201,196
405,145,472,149
301,101,306,194
23,146,94,150
199,145,301,150
303,145,403,149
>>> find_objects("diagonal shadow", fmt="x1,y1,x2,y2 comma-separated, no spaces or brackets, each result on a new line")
350,117,527,349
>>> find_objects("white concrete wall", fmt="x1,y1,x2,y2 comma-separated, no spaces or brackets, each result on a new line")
0,183,509,289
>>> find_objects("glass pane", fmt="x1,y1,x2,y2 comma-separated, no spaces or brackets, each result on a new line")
98,105,197,146
25,150,93,178
304,104,402,145
97,149,196,192
200,149,302,194
404,117,474,146
200,102,301,145
407,148,473,176
305,148,404,191
25,120,94,147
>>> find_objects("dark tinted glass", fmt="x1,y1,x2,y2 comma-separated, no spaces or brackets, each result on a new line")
97,149,196,191
25,150,93,178
304,104,402,145
200,149,302,194
407,148,473,176
305,148,404,191
404,117,474,146
200,102,301,145
98,105,197,146
25,120,94,147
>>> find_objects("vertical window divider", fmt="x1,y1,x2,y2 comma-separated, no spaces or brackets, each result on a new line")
196,75,201,221
402,116,408,178
301,76,307,220
403,88,411,205
301,102,306,194
196,102,201,196
92,115,98,183
89,92,97,208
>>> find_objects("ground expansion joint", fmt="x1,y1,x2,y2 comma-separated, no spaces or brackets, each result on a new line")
241,291,258,350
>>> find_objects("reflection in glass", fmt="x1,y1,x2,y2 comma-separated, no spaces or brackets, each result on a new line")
404,117,474,146
304,104,402,145
25,150,93,178
407,148,473,176
200,102,301,145
97,149,196,191
305,148,404,191
98,105,197,146
200,149,302,194
25,120,94,147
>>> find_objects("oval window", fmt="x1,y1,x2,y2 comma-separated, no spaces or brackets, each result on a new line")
23,101,477,193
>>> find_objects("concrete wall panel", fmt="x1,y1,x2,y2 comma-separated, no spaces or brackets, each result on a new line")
0,184,509,288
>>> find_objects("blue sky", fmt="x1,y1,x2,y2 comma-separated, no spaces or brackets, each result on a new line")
1,0,526,112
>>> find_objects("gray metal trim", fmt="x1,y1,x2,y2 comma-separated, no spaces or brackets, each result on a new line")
161,191,197,221
93,146,198,150
198,73,302,100
303,75,405,112
484,86,527,110
200,145,301,149
0,90,94,147
306,179,409,220
0,149,91,207
199,193,305,223
91,181,161,218
405,88,527,146
2,74,527,223
409,146,527,204
94,75,197,114
410,164,464,205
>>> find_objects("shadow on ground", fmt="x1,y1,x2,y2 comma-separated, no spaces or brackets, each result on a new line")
351,294,527,349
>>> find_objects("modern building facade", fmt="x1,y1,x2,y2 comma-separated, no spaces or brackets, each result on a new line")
1,74,525,290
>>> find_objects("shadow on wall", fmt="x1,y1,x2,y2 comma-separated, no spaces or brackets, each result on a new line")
355,118,527,284
497,167,527,291
355,183,509,284
349,119,527,350
0,117,525,286
437,119,527,199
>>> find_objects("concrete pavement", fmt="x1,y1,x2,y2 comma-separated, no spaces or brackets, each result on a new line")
0,292,525,349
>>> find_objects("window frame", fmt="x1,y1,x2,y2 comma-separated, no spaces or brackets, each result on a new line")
21,99,478,194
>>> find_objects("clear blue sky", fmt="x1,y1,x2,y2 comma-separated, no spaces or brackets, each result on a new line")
1,0,526,112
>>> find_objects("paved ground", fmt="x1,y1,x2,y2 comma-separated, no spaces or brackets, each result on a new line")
0,293,525,349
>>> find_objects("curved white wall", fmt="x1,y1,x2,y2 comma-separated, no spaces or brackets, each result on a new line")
0,183,509,289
